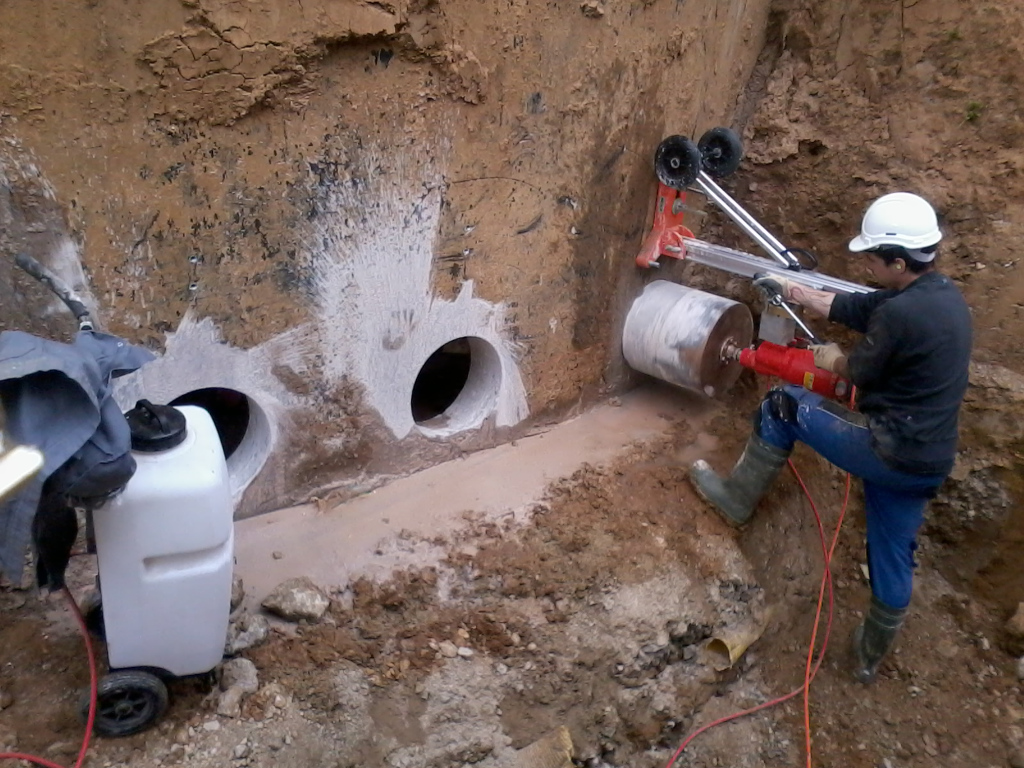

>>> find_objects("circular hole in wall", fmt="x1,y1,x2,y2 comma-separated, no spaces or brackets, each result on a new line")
412,339,472,423
169,387,273,495
170,388,249,458
411,337,502,436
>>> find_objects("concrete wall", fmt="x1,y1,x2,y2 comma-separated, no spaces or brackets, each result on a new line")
0,0,771,515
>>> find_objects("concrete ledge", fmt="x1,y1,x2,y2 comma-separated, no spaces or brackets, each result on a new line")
234,385,711,603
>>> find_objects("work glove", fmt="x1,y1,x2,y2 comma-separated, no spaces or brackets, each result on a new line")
810,342,845,373
752,273,800,302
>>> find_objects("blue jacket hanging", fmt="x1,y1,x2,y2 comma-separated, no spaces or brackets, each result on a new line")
0,329,154,587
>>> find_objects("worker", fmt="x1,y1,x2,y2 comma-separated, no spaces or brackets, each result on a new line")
688,192,973,683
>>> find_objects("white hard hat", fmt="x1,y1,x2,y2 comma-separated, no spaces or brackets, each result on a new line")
848,192,942,254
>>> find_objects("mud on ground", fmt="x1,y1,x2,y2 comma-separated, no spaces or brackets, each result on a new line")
2,384,1022,768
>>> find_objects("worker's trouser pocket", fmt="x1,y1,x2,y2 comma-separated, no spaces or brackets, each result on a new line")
756,384,945,609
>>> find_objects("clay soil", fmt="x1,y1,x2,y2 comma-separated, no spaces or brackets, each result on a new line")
4,0,1024,766
2,383,1023,768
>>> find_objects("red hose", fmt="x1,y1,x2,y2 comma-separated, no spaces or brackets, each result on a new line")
0,587,98,768
665,460,850,768
794,466,850,767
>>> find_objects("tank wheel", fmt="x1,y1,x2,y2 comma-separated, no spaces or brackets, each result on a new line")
698,126,744,178
654,135,703,190
80,669,169,738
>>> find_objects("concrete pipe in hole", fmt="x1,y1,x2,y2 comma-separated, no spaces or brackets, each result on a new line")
621,280,753,397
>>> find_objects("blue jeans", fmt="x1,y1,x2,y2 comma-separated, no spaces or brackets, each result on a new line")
756,386,946,610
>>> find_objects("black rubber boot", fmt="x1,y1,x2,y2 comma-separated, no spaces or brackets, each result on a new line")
688,434,790,527
850,595,907,684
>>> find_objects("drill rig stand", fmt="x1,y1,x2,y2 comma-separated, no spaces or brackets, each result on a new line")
623,128,857,402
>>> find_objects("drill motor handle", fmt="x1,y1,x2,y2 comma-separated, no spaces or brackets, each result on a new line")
738,341,851,401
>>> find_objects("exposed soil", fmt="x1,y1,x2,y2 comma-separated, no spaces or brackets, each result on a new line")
695,0,1024,622
4,0,1024,767
2,382,1023,768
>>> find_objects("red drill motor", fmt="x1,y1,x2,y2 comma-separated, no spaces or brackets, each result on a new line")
725,341,851,401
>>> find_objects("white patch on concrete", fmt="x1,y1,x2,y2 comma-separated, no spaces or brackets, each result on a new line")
116,313,314,499
309,152,528,439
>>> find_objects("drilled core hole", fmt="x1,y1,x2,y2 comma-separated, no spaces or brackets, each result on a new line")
411,338,473,424
169,387,250,459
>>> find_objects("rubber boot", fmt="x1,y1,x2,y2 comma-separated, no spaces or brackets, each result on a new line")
688,434,790,527
850,595,907,684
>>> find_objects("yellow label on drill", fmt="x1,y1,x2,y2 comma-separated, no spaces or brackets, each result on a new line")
803,372,815,390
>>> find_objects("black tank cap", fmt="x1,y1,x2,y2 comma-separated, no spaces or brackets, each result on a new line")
125,399,188,452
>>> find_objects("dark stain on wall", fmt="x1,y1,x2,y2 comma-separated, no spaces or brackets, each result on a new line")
569,61,665,356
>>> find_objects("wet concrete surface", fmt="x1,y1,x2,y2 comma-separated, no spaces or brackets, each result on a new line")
234,384,716,604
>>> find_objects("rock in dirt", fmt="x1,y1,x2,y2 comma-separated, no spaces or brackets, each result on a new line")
0,689,12,710
220,657,260,693
261,577,330,622
225,612,270,655
231,574,245,612
0,726,17,751
438,640,458,658
1017,656,1024,682
217,658,260,718
1007,603,1024,640
45,741,76,757
217,687,246,718
1010,747,1024,768
580,1,604,18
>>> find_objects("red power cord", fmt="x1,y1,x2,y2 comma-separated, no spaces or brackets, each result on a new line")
665,461,851,768
0,586,98,768
796,465,850,767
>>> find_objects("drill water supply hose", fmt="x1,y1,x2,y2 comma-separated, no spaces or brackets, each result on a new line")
13,252,95,331
0,587,98,768
665,465,851,768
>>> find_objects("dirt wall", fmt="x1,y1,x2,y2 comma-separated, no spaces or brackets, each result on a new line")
679,0,1024,614
0,0,772,514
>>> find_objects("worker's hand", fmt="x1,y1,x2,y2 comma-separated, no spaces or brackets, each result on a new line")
752,273,801,302
810,342,845,373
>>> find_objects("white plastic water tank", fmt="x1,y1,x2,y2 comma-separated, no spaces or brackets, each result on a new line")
93,405,234,677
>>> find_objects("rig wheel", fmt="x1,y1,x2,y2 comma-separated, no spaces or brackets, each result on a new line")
654,135,703,190
698,126,744,178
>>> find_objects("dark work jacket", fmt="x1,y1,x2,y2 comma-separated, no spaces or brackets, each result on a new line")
829,271,972,476
0,330,154,585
